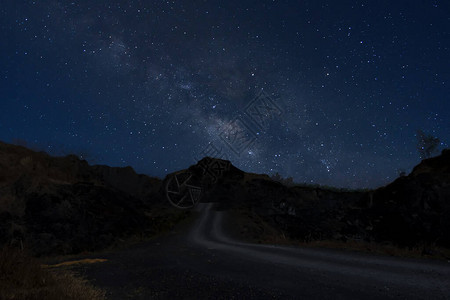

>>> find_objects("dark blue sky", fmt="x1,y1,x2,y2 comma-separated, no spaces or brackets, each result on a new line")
1,0,449,188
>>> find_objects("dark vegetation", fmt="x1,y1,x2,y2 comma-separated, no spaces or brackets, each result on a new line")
1,140,449,263
416,130,441,159
0,141,189,257
188,151,450,259
0,246,105,300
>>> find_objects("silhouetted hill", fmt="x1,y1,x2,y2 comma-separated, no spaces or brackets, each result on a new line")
367,149,450,247
172,151,450,249
0,141,184,256
1,141,449,257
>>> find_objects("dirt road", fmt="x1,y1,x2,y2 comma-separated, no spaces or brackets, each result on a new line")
62,203,450,299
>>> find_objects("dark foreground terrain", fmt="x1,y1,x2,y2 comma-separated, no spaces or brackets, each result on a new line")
2,140,450,257
2,141,450,298
45,203,450,300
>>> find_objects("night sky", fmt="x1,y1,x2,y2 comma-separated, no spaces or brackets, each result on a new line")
1,1,449,189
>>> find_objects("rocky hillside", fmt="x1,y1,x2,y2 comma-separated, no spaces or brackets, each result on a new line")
0,141,181,256
178,152,450,249
1,140,449,256
366,149,450,247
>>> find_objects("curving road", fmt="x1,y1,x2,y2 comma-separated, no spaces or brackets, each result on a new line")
64,203,450,299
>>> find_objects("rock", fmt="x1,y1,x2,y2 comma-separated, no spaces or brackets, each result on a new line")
176,152,450,248
2,140,449,254
368,150,450,247
0,141,164,256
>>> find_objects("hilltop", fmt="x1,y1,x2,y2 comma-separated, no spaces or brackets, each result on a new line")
0,141,185,256
1,141,449,257
170,151,450,252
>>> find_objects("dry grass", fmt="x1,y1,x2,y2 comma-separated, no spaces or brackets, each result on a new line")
263,234,450,261
224,208,284,244
0,246,105,300
228,208,450,261
42,258,108,269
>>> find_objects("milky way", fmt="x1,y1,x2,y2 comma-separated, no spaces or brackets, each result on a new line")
1,1,449,188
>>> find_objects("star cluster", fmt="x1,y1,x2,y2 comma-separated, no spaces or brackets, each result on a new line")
1,1,449,188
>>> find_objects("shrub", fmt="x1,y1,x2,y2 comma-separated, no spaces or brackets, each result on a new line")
0,246,105,300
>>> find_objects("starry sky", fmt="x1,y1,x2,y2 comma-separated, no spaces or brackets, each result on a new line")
1,1,449,189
